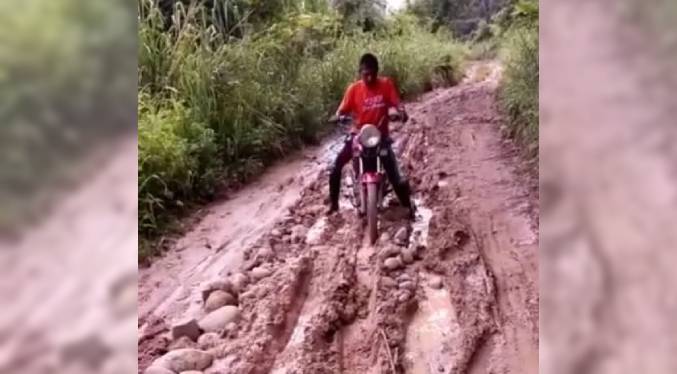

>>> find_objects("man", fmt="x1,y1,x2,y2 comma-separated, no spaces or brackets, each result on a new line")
328,53,414,219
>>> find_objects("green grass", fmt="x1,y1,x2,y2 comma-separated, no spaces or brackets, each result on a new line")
138,4,467,260
0,0,135,234
496,1,539,158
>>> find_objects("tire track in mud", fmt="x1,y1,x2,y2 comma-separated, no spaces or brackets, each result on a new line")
138,61,538,374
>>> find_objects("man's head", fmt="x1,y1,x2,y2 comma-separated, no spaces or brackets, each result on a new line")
359,53,379,86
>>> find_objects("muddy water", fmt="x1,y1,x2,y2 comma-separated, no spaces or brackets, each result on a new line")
410,198,433,248
405,277,461,374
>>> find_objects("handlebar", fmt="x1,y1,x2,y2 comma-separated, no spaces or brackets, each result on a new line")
329,112,407,125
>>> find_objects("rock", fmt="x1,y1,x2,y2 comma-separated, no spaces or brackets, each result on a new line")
222,322,238,337
401,248,415,264
205,290,237,312
291,224,307,243
394,227,409,246
397,273,412,282
271,228,282,237
197,333,220,350
230,273,249,294
380,276,397,288
398,291,411,303
239,289,256,301
181,371,204,374
169,336,198,350
384,256,403,271
171,318,201,342
199,306,240,333
250,266,272,281
152,349,213,373
282,234,292,244
258,247,273,259
429,277,443,289
399,281,415,291
200,280,233,302
145,366,174,374
380,246,400,259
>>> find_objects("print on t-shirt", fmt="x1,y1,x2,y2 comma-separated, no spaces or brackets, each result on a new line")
363,94,386,110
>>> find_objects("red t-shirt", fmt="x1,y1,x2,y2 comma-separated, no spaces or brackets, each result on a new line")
338,77,401,137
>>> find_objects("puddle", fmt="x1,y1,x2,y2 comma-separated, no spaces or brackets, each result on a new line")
305,217,328,245
410,199,433,250
287,312,312,346
404,276,461,374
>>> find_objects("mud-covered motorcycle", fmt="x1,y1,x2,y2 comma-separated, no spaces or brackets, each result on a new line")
331,113,405,243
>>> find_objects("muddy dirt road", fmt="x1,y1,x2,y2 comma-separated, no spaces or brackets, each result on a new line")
139,61,538,374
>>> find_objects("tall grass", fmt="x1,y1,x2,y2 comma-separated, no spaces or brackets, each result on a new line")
497,0,538,158
0,0,135,233
138,2,466,259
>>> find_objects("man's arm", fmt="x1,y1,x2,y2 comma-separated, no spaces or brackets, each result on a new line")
336,83,355,117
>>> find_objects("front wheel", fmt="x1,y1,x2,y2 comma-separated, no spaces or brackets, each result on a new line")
367,183,379,244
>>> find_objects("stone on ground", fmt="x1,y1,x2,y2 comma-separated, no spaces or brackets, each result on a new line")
384,256,403,271
144,366,174,374
230,273,249,294
401,248,415,264
250,266,272,281
197,332,221,350
171,318,201,342
169,336,198,350
204,290,236,312
198,306,240,332
200,279,233,302
152,348,213,373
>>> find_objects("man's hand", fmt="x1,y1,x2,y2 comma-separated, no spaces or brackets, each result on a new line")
330,113,352,125
399,110,409,123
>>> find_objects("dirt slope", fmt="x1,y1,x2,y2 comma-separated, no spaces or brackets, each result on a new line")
138,61,538,374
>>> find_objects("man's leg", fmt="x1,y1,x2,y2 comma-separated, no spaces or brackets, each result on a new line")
328,136,353,212
380,142,414,216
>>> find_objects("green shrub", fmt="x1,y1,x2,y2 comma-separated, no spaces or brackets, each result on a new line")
138,97,221,236
468,39,498,60
499,24,538,155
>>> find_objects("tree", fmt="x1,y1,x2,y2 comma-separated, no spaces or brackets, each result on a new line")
331,0,386,31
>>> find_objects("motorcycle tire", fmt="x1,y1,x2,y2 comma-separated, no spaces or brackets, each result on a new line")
367,183,379,244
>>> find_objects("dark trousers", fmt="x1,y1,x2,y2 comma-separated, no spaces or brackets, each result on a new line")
329,135,412,209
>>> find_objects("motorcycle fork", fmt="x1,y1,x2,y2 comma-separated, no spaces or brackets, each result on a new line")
358,154,385,212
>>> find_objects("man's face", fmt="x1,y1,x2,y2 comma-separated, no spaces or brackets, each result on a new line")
360,66,377,86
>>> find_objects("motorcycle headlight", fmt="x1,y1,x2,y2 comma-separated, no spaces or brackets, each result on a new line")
359,125,381,148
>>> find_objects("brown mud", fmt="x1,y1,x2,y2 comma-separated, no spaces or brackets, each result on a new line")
138,61,538,374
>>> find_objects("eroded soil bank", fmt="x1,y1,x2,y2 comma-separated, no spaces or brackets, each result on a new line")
138,61,538,374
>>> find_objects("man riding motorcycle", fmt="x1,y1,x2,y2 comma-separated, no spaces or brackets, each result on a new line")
328,53,415,219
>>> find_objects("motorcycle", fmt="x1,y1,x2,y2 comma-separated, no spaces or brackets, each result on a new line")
331,113,404,244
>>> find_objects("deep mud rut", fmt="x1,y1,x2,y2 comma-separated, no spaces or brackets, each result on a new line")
138,61,538,374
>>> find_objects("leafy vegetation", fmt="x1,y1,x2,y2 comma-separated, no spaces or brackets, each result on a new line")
138,0,467,259
0,0,135,233
408,0,510,35
497,0,538,156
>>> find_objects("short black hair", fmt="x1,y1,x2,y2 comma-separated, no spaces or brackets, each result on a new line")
359,53,379,73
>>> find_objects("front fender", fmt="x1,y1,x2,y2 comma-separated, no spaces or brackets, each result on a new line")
361,172,382,184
